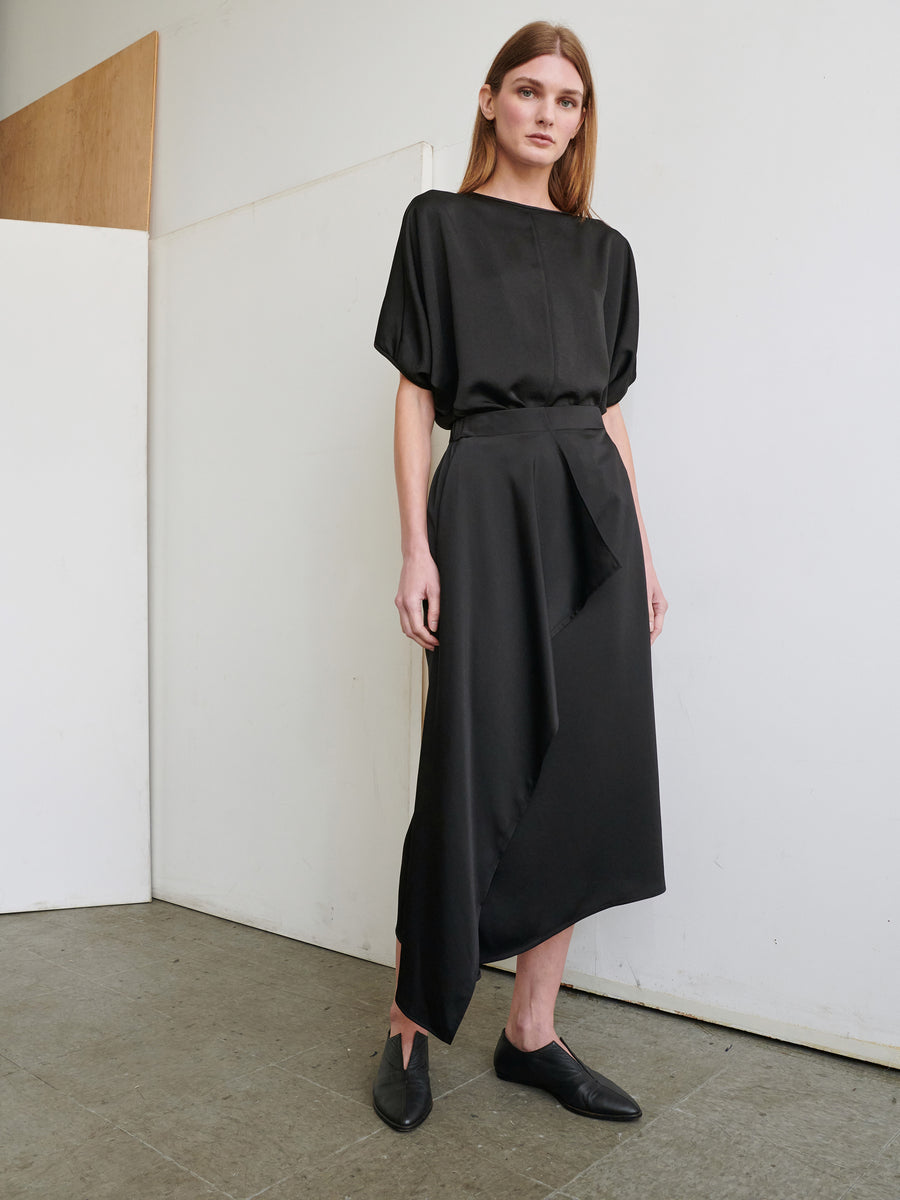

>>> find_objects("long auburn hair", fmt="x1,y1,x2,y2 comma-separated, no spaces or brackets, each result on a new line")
458,21,597,221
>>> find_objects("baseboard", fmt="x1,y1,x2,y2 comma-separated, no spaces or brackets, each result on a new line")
487,958,900,1070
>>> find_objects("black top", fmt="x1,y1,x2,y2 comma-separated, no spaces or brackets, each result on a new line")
374,188,639,430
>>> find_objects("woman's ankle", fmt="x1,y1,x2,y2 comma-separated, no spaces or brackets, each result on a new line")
389,1006,428,1068
389,1002,428,1044
505,1014,556,1052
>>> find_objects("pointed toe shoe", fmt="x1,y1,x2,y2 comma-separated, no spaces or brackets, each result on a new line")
372,1028,433,1131
493,1027,641,1121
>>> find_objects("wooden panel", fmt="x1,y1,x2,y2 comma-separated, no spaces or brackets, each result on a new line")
0,33,157,230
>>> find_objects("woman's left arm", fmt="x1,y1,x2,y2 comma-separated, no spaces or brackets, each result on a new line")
602,403,668,645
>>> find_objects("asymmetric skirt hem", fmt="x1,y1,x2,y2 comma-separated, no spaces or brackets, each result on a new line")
394,877,666,1044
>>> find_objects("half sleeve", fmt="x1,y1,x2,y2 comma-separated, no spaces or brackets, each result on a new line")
374,198,434,392
605,237,639,408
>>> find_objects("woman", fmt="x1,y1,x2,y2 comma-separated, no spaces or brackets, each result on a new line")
371,20,667,1132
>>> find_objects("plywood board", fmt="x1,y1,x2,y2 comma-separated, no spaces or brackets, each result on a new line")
0,32,157,230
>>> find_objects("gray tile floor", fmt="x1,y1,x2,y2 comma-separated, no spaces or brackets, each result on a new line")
0,900,897,1200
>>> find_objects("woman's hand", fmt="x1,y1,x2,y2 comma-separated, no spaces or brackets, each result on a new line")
392,374,439,648
602,403,668,647
645,562,668,645
396,549,441,649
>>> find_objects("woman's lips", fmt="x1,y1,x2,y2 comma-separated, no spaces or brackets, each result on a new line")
527,134,553,144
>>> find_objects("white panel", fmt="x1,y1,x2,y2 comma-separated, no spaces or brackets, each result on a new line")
0,220,150,911
149,145,430,963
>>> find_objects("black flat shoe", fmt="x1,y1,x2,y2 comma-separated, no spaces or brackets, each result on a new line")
493,1028,642,1120
372,1029,433,1131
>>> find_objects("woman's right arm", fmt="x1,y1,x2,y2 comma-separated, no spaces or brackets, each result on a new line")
393,374,440,649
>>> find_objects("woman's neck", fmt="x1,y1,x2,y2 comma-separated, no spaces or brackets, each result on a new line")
473,167,560,213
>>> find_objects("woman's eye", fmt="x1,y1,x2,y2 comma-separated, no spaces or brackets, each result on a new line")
517,87,577,109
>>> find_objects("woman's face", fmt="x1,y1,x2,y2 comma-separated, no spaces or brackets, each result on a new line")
480,54,586,171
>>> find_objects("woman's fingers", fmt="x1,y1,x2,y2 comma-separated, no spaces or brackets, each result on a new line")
647,573,668,646
409,591,440,649
650,608,663,644
395,582,440,650
649,595,668,644
424,592,440,637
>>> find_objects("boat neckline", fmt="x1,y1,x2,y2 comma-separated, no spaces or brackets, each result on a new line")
454,189,581,217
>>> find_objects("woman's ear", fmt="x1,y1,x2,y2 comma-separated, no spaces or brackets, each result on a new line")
478,82,495,122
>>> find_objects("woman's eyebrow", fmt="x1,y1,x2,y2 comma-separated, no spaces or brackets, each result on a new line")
510,75,584,99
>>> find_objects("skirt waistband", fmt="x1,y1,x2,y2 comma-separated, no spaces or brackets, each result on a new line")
450,405,606,441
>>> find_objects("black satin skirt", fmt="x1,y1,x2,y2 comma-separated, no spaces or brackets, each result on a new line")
394,404,665,1044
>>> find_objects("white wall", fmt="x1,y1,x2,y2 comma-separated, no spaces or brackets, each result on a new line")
0,220,150,911
2,0,897,1064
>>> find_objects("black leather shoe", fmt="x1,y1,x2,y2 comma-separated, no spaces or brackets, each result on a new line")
493,1028,641,1120
372,1029,433,1131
